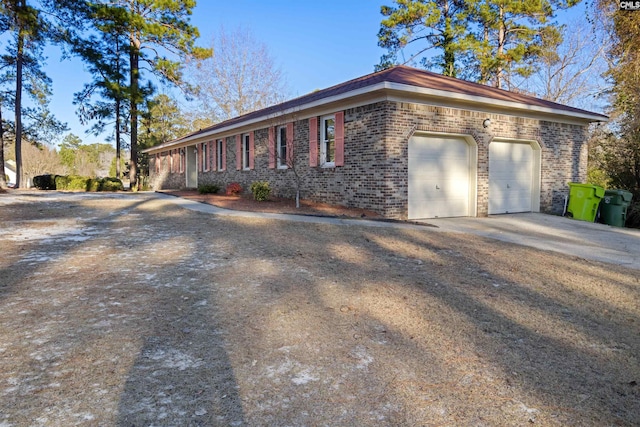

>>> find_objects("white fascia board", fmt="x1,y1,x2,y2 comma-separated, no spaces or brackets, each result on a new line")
385,82,607,122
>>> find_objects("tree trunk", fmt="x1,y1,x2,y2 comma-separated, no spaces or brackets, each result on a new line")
115,36,122,180
442,0,455,77
496,6,505,89
443,21,455,77
15,20,24,188
0,105,6,189
129,40,139,190
479,24,490,85
115,97,121,178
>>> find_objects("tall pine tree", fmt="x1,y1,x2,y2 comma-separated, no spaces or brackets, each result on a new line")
0,0,49,188
377,0,468,76
87,1,210,190
72,4,131,179
464,0,579,89
377,0,581,88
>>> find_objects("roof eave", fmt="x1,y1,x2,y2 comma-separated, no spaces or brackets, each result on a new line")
144,81,608,154
385,82,609,123
143,83,390,153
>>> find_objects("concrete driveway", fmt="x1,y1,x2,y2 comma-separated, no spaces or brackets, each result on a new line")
425,213,640,270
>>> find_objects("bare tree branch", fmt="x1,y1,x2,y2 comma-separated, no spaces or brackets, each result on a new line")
185,26,290,125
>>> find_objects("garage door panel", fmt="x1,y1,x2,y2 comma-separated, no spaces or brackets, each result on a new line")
489,141,533,214
410,195,469,219
409,135,471,219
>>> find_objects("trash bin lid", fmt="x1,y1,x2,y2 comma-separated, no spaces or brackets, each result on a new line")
568,182,605,198
605,189,634,202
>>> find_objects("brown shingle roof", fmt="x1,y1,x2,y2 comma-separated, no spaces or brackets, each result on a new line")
150,65,607,150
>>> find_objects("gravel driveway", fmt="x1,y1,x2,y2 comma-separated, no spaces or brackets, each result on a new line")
1,191,639,426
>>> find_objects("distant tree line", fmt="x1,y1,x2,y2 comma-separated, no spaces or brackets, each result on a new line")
0,0,291,191
3,132,116,182
0,0,210,190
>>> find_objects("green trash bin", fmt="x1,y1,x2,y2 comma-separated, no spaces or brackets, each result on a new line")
599,189,633,227
566,183,605,222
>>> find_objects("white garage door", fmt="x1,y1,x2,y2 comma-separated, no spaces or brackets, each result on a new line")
409,135,471,219
489,141,533,214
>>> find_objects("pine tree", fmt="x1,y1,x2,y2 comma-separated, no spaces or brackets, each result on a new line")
377,0,468,76
0,0,47,187
377,0,580,88
72,4,131,180
87,0,210,190
464,0,579,89
0,0,69,187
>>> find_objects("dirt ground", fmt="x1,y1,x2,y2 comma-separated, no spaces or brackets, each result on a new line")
0,191,639,426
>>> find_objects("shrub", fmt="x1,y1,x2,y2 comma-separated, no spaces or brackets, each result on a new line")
32,175,123,192
55,175,90,191
225,182,242,196
250,181,271,201
33,174,57,190
99,177,124,191
198,184,220,194
87,178,101,192
54,175,70,190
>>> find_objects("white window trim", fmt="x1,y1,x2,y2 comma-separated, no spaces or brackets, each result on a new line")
320,114,336,168
216,139,224,171
276,125,288,169
242,133,251,170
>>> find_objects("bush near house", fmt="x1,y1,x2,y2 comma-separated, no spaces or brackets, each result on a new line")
225,182,242,196
250,181,271,201
33,174,124,192
99,177,125,191
198,184,220,194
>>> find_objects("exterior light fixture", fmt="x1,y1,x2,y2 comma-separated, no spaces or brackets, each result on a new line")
483,118,491,128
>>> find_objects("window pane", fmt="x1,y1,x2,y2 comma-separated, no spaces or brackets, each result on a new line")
202,144,207,170
243,135,250,168
279,127,287,165
322,117,335,163
325,118,335,142
327,140,335,163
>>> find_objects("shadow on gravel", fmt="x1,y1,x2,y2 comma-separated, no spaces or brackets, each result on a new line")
115,208,245,426
115,297,245,426
225,217,640,425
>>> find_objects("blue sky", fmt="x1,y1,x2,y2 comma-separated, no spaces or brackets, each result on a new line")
42,0,590,146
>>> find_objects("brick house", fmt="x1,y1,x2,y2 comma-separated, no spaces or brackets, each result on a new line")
144,66,607,220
